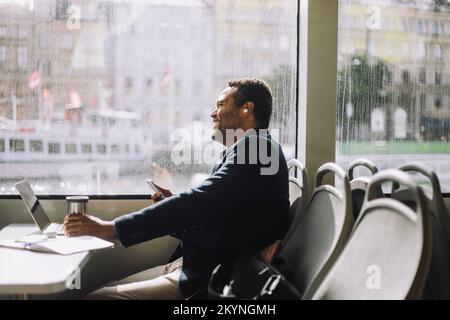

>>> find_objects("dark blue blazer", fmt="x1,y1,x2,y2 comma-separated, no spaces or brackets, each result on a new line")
114,131,290,297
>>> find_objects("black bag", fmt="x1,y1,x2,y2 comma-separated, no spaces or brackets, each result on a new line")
208,255,301,300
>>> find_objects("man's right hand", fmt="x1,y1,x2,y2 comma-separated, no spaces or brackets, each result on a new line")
150,182,173,203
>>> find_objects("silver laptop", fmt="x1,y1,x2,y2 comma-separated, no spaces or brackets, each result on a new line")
14,180,65,235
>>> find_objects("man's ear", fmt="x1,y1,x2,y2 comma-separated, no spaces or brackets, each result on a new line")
242,101,254,116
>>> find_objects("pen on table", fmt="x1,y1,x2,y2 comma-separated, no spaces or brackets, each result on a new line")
23,242,32,249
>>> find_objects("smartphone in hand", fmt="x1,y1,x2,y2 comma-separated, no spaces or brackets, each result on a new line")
146,179,166,199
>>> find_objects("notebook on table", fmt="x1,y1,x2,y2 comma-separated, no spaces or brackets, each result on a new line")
0,233,114,255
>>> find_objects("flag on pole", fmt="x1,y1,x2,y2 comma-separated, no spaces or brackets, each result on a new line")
160,66,173,94
70,90,81,108
28,70,41,89
42,89,53,122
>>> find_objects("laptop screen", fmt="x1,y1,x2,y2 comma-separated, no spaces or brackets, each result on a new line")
14,180,51,231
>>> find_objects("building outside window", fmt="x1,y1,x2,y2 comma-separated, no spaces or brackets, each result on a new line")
0,46,6,64
17,46,27,68
337,0,450,192
0,0,298,195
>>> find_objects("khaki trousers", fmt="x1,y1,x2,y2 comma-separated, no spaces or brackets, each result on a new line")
86,257,183,300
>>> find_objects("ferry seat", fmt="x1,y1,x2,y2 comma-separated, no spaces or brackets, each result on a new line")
257,158,308,265
286,159,309,230
274,162,354,297
304,170,432,300
347,158,379,220
392,162,450,299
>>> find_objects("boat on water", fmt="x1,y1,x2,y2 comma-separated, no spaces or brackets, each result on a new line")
0,109,151,180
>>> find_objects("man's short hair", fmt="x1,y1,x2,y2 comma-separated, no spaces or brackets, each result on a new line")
228,78,273,129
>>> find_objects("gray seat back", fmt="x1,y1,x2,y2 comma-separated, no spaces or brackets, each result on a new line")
277,162,353,297
392,162,450,299
348,158,379,220
305,170,432,300
286,159,309,228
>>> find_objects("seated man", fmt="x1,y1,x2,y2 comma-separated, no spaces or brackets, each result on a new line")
64,78,290,299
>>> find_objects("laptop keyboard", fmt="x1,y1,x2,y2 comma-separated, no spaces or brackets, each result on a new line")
46,223,65,234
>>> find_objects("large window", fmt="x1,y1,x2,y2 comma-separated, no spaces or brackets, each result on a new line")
337,0,450,192
0,0,298,195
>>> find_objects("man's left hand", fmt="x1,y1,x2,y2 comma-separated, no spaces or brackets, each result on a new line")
64,214,117,241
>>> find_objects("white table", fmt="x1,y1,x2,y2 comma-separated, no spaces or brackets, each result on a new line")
0,224,91,296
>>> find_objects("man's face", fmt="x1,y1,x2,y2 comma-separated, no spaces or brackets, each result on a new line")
211,87,242,140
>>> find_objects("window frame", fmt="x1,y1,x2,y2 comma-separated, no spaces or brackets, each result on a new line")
0,0,339,199
297,0,338,193
1,0,449,198
326,0,450,198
